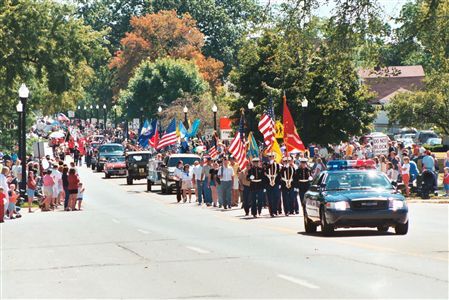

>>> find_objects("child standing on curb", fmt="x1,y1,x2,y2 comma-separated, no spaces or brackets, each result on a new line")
443,167,449,197
77,182,85,210
0,187,5,223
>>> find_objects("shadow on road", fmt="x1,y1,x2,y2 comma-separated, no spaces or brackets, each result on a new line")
298,229,397,238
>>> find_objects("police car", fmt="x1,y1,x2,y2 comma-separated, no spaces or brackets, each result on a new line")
303,160,409,236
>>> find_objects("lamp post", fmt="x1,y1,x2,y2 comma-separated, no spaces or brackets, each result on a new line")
158,106,162,131
103,104,107,130
95,104,100,127
113,104,117,128
90,105,93,124
83,105,87,122
183,105,189,129
301,97,308,145
212,104,218,131
18,84,29,200
77,105,81,120
139,107,144,128
16,101,23,168
247,100,254,133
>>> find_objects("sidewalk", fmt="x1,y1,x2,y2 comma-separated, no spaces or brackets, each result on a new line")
407,198,449,204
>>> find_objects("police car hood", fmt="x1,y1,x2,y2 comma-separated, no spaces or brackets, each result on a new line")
323,190,404,202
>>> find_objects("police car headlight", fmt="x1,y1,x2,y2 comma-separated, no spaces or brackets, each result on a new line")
133,164,138,168
389,199,405,210
100,156,106,161
326,201,349,211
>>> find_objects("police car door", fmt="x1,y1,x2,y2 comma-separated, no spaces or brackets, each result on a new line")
306,173,326,220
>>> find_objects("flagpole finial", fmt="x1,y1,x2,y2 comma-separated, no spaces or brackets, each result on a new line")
240,107,245,115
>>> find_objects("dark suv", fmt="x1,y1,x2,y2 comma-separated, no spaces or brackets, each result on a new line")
126,151,152,185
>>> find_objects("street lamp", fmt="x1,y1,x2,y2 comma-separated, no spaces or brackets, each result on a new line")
301,97,308,145
83,105,87,121
103,104,107,130
16,101,23,169
140,107,144,127
247,100,254,133
212,104,218,131
18,83,29,200
77,105,81,120
183,105,189,129
90,104,93,124
95,104,100,127
113,104,117,128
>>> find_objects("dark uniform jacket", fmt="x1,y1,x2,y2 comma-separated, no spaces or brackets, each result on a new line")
264,162,281,188
280,165,296,190
247,166,265,191
296,167,311,189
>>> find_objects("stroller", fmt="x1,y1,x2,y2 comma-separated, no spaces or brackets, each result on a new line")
416,170,435,199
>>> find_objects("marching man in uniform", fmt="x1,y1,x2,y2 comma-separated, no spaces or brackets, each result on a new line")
247,157,265,218
264,153,281,217
296,158,312,214
280,157,296,216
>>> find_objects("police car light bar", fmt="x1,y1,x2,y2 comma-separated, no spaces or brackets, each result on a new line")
327,160,376,170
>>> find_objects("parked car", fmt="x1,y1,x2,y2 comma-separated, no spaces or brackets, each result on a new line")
147,158,163,191
104,156,127,178
96,143,125,172
425,137,442,146
414,130,439,145
125,151,152,185
160,154,200,194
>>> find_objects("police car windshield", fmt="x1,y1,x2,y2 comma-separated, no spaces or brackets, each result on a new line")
325,171,393,191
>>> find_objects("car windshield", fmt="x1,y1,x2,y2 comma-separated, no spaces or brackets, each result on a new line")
168,157,199,167
325,171,393,191
99,145,124,153
128,154,151,162
108,157,125,163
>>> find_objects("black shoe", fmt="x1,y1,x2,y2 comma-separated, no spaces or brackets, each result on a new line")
252,214,257,218
270,214,274,217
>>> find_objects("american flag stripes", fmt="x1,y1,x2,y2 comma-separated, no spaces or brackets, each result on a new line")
208,145,218,158
258,97,275,151
156,118,178,149
229,132,248,170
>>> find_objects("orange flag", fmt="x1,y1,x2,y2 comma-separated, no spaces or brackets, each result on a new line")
283,94,305,153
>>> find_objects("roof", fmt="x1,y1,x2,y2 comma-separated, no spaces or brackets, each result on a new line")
378,88,411,104
126,151,153,155
358,66,425,79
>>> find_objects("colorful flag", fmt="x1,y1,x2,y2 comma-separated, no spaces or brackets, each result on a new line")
246,132,259,160
149,125,159,149
229,132,248,170
270,138,283,163
208,145,218,158
187,119,201,138
258,97,275,151
57,113,70,122
138,119,152,148
157,118,178,149
177,120,188,139
283,94,305,153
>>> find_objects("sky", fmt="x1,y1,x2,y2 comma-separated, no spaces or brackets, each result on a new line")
259,0,411,26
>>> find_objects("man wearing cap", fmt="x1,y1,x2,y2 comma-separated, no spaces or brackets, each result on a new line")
296,158,312,214
280,157,296,216
217,157,234,209
247,157,265,217
264,153,281,217
201,157,213,206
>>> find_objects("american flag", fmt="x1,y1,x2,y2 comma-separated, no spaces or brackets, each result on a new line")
208,145,218,158
258,97,275,151
157,118,177,149
229,132,248,170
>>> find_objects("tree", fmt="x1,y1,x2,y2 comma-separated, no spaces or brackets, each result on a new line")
118,58,207,119
151,0,263,74
0,0,107,150
110,10,223,92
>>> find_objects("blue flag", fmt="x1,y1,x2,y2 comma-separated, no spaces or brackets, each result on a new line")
138,119,155,148
187,119,201,138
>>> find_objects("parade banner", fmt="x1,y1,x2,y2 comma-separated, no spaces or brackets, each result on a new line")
220,129,233,141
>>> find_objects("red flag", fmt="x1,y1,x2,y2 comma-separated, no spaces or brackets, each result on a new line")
149,128,159,149
283,95,305,153
229,132,248,170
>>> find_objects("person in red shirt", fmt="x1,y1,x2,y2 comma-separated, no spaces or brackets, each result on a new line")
67,168,80,211
0,187,5,223
8,184,19,219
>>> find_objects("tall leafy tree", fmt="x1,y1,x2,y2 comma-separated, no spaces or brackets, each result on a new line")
150,0,263,74
118,57,207,119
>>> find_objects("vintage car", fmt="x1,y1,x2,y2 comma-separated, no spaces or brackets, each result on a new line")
125,151,152,185
96,143,125,172
103,156,126,178
146,158,163,192
160,154,201,194
304,160,409,236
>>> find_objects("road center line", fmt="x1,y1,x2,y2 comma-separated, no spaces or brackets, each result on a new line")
277,274,320,289
112,219,120,224
137,229,149,234
186,246,210,254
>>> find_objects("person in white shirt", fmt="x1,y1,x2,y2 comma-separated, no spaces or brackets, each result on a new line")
173,161,184,203
51,165,62,207
191,160,203,205
11,160,22,182
0,167,10,214
217,157,234,209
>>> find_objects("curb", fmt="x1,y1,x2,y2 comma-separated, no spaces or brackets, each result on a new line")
407,199,449,204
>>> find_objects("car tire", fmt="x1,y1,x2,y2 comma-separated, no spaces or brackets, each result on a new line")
304,212,317,234
395,221,409,235
96,166,101,172
105,173,111,179
377,225,389,232
127,177,133,185
147,180,152,192
320,208,334,236
161,182,167,194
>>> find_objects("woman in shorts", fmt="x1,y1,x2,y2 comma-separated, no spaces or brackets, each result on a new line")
181,164,193,203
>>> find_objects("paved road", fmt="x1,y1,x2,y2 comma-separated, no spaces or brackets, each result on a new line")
2,166,448,298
